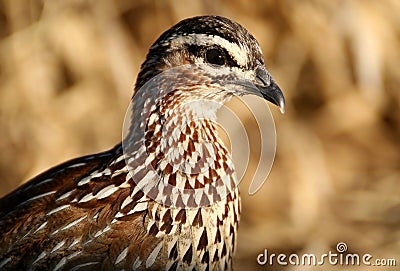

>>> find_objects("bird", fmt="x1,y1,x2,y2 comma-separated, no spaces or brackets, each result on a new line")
0,15,285,271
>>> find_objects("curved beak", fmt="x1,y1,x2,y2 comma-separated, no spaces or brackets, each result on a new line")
225,63,285,113
254,65,286,114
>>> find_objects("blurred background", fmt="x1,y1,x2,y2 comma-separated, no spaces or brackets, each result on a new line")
0,0,399,270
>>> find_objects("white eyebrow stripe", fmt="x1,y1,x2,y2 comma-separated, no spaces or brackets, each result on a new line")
170,34,248,67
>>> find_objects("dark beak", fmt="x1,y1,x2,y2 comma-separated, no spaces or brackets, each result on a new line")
255,65,286,113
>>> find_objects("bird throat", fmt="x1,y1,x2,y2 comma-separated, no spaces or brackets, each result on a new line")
124,89,239,209
120,88,241,269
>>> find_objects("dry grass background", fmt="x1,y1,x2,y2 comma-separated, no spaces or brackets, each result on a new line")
0,0,399,270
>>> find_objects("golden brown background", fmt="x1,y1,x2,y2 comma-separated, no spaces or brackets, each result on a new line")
0,0,399,270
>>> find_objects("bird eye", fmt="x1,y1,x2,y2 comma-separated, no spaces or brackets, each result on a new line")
205,48,225,66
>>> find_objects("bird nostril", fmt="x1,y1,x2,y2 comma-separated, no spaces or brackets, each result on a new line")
255,67,271,87
256,75,270,87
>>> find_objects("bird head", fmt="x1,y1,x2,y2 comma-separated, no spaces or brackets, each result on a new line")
135,15,285,114
123,16,286,208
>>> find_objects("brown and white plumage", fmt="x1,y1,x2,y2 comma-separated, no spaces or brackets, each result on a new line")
0,16,285,270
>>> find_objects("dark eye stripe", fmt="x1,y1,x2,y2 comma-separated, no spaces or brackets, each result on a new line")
187,45,241,68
